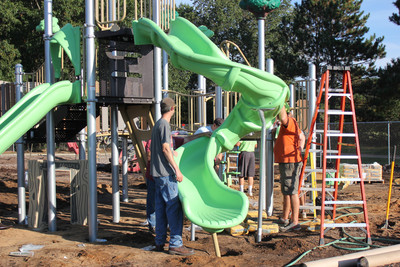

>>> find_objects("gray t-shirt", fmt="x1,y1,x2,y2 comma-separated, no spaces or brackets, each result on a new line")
150,118,175,178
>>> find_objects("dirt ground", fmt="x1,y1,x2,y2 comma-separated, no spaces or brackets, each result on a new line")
1,151,400,266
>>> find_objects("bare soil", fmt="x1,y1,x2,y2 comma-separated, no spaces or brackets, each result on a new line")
1,151,400,266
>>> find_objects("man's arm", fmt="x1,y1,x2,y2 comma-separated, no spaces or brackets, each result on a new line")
162,142,183,182
278,106,289,127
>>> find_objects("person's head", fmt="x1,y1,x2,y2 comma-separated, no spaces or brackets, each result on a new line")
211,118,224,131
161,97,175,115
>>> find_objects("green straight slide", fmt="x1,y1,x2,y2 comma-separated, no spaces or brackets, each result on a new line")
133,17,289,232
0,80,81,154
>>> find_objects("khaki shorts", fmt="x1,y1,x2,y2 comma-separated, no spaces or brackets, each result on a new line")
279,162,303,195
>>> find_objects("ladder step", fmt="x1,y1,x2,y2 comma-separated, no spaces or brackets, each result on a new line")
300,206,333,211
328,93,351,97
324,200,364,205
315,129,340,133
300,187,336,192
319,109,353,115
328,88,344,92
325,177,361,182
324,223,367,228
308,149,339,154
326,133,356,137
326,155,359,159
305,168,337,173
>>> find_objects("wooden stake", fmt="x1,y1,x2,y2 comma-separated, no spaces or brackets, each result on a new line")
211,233,221,257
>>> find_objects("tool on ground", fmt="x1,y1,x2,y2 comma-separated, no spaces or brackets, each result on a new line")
382,145,396,229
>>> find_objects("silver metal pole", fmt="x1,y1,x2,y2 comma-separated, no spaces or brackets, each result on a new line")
15,64,26,225
289,84,295,111
122,136,128,202
265,60,274,216
153,0,162,121
201,76,206,125
257,109,267,243
197,75,203,125
86,0,98,242
44,0,57,232
216,86,223,119
111,105,120,222
258,19,265,71
266,59,273,74
308,63,317,165
162,50,169,98
79,128,86,160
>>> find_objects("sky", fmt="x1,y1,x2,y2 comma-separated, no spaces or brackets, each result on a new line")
174,0,399,68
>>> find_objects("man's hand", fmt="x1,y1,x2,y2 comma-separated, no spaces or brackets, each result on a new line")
175,169,184,182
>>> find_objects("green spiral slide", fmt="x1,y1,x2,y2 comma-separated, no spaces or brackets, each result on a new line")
133,17,289,233
0,80,81,154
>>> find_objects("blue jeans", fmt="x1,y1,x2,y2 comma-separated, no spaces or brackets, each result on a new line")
154,175,183,248
146,178,156,229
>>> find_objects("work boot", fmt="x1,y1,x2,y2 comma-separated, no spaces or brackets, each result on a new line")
168,246,194,256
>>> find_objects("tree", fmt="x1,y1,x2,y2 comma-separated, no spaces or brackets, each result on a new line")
390,0,400,25
277,0,385,79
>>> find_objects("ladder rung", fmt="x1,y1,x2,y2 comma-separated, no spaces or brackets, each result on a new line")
328,93,351,97
324,223,367,228
319,109,353,115
325,178,361,182
315,129,340,133
305,168,337,173
326,133,356,137
326,155,359,159
328,88,345,92
308,149,339,154
300,206,334,210
300,187,336,192
325,200,364,205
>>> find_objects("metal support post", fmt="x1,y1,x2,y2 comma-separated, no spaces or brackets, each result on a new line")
79,128,86,160
153,0,162,121
162,50,169,98
257,109,267,243
216,86,223,119
15,64,26,224
86,0,98,242
44,0,57,232
122,136,129,202
111,105,120,222
265,59,274,215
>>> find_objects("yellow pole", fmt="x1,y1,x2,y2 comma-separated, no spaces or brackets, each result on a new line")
211,233,221,257
383,145,396,228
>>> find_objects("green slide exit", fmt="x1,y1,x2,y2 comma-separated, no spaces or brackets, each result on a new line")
0,80,81,154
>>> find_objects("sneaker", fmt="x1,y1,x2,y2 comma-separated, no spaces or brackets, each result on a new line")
168,246,195,256
302,211,307,219
280,222,301,232
278,218,290,226
152,245,164,252
249,191,253,197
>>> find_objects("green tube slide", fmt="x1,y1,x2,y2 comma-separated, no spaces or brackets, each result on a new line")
132,17,289,232
0,80,81,154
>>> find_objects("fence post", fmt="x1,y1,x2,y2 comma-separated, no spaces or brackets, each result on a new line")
388,121,391,165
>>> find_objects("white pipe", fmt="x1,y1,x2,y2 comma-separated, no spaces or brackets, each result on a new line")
44,0,57,232
162,50,169,98
111,105,120,222
86,0,98,243
303,243,400,267
216,86,223,118
122,137,128,202
15,64,26,225
257,19,265,71
153,0,162,120
308,63,317,167
265,60,274,216
256,109,266,243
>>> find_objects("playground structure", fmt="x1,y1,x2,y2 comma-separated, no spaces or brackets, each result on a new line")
0,0,293,254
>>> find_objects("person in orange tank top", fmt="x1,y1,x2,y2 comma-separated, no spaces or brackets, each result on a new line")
274,106,305,232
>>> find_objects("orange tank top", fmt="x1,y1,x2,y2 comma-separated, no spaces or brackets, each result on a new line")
274,117,302,163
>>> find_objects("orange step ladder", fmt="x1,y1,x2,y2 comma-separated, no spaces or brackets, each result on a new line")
298,66,371,245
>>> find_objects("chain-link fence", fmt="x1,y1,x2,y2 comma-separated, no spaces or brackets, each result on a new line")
317,121,400,166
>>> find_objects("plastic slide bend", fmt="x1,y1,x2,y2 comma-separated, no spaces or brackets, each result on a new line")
0,80,81,154
132,17,289,232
